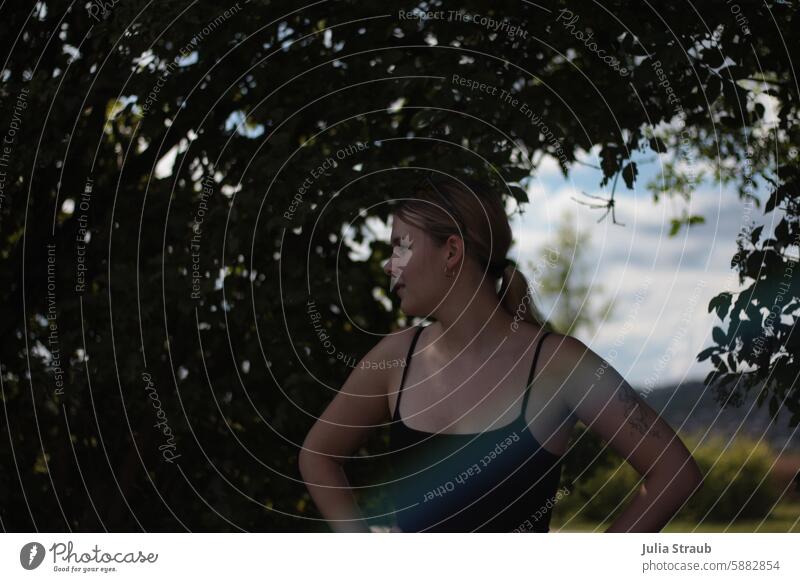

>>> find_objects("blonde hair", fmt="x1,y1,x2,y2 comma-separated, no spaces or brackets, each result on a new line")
395,175,551,331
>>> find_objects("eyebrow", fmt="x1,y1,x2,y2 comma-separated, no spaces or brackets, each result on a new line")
390,236,411,245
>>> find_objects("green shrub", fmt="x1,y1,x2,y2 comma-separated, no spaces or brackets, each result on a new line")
556,458,640,522
675,434,781,522
555,433,781,524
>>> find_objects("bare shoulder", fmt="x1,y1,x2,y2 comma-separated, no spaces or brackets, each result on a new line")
358,325,420,388
514,323,587,364
365,325,424,416
300,326,423,464
365,325,421,364
536,329,598,379
530,328,619,408
515,323,596,400
548,330,591,364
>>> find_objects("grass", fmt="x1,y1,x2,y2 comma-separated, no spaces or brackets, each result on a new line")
551,500,800,533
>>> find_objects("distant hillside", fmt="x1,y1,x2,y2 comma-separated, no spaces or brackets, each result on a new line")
638,379,800,453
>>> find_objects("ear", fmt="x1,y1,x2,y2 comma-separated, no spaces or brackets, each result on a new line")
443,234,464,269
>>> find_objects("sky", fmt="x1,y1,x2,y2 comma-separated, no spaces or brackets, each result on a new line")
510,147,781,389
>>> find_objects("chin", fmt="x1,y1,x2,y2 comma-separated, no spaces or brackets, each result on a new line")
398,296,420,317
400,298,435,319
399,300,415,316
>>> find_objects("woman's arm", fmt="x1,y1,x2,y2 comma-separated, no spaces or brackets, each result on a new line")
299,331,407,533
555,336,704,532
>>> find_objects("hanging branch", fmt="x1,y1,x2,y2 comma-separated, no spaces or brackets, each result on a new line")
571,170,626,225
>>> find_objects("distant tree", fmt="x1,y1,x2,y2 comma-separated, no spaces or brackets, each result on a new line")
532,209,614,336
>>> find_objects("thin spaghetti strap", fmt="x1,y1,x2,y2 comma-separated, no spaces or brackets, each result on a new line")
393,325,425,421
519,331,552,418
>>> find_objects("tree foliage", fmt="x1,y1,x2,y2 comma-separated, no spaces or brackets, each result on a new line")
0,0,797,530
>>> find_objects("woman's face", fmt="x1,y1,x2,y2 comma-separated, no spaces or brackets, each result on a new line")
382,214,452,317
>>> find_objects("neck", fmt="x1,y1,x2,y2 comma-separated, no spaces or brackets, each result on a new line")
429,276,515,356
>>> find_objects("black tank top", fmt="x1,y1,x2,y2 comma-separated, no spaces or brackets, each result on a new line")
388,325,563,532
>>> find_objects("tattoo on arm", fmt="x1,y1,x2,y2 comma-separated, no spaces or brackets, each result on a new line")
617,383,662,439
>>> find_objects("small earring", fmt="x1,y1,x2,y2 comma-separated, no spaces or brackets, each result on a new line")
443,264,454,278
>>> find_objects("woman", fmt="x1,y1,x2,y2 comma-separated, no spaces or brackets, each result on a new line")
299,173,703,532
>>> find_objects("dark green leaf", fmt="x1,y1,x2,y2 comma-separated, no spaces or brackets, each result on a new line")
708,292,732,320
750,225,764,244
621,162,638,189
648,137,666,153
697,346,717,361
